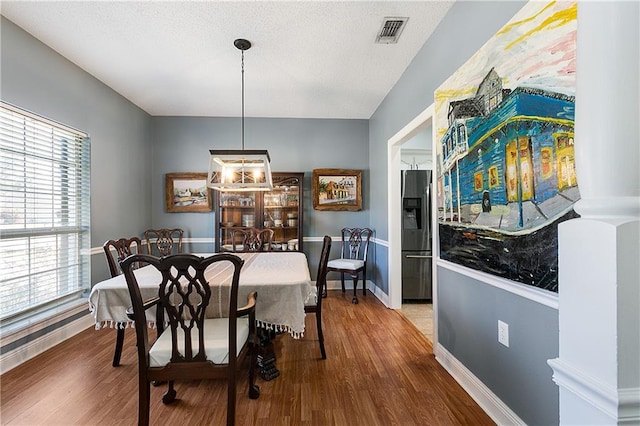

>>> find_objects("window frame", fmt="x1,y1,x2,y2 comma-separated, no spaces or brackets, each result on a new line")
0,101,91,324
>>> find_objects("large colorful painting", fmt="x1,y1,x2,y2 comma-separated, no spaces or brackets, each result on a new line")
434,1,578,292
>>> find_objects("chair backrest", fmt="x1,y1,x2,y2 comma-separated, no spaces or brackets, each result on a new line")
103,237,144,277
144,228,184,256
229,228,274,252
339,228,373,262
315,235,332,304
120,253,245,366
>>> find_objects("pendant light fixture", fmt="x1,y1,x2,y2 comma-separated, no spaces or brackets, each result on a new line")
208,38,273,192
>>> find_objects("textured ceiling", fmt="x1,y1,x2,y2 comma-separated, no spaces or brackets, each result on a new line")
1,1,454,119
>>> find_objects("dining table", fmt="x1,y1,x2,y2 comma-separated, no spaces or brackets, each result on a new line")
88,251,314,379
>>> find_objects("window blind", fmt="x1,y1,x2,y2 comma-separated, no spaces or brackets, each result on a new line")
0,102,91,321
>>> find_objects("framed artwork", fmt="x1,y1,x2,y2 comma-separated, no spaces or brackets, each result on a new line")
312,168,362,211
434,1,578,292
165,172,212,213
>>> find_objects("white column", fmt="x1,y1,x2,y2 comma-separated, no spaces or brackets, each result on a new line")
548,2,640,425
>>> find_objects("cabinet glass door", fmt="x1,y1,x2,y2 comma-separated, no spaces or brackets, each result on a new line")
218,192,256,251
263,175,301,251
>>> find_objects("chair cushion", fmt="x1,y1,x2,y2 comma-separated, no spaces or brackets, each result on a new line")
327,258,365,271
149,317,249,367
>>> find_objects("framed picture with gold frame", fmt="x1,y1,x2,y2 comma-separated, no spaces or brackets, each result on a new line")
312,168,362,211
165,172,212,213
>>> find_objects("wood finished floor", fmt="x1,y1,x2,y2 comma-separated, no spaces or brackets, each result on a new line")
1,291,494,426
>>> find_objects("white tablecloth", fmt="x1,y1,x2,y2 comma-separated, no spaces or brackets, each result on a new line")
88,252,314,338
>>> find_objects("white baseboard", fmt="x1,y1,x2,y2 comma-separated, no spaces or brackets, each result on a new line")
326,279,375,293
370,283,391,307
435,343,525,426
1,310,94,374
325,280,391,307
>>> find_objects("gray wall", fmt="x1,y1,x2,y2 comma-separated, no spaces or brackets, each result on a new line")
438,268,559,425
1,17,153,284
367,1,559,425
150,116,369,276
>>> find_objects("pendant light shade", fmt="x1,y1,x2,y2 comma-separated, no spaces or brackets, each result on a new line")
208,39,273,192
208,149,273,191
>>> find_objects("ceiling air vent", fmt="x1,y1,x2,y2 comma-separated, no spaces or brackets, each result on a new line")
375,17,409,44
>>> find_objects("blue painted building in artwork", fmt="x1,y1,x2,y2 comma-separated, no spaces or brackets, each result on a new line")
438,68,577,231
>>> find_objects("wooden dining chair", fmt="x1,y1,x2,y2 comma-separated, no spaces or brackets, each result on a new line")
143,228,184,256
326,227,373,304
120,253,260,426
103,237,144,278
304,235,332,359
102,237,145,367
229,228,274,252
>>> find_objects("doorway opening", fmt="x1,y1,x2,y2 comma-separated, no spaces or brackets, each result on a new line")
387,103,436,343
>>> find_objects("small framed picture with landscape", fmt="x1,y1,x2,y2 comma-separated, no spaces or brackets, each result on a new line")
165,172,212,213
312,168,362,211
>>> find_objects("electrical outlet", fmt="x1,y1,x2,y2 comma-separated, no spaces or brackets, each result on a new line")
498,320,509,347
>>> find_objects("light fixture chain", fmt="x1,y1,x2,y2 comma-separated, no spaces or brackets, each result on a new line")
208,39,271,192
241,48,245,151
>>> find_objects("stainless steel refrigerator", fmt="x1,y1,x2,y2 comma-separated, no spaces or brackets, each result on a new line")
401,170,433,300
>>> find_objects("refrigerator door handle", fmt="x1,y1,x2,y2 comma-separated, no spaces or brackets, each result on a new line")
426,183,431,209
404,255,432,259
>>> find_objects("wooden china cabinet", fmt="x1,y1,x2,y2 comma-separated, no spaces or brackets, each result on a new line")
214,172,304,253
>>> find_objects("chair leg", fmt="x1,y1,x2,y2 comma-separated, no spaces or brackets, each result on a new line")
112,325,125,367
322,279,327,298
162,381,176,404
139,378,151,426
340,272,345,293
363,270,367,296
352,276,359,304
316,310,326,359
227,374,236,426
